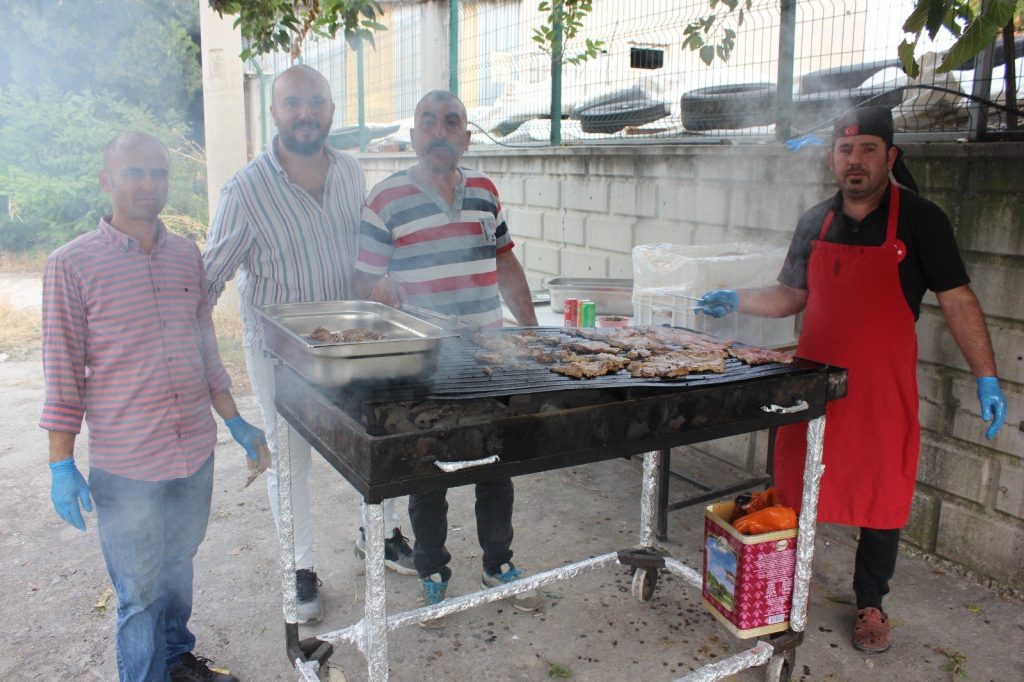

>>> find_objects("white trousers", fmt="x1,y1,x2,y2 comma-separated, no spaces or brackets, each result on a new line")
246,344,400,571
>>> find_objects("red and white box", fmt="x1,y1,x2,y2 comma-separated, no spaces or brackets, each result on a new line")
701,501,797,639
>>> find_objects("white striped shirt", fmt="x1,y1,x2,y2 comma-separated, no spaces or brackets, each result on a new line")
203,139,366,346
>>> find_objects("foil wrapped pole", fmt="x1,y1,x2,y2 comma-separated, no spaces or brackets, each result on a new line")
674,640,774,682
275,407,299,625
294,659,321,682
791,414,826,633
662,556,703,589
362,501,390,680
639,451,660,548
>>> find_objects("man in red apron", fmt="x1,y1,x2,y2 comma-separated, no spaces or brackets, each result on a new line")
698,107,1007,654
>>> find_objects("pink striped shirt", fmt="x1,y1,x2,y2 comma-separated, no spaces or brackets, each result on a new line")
40,218,232,481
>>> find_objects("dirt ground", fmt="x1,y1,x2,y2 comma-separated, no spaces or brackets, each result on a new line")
2,274,1023,682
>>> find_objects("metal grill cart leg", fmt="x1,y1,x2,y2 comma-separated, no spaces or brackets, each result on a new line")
361,502,389,680
275,405,333,680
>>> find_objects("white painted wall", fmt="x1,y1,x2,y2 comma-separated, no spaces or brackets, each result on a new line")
200,3,249,218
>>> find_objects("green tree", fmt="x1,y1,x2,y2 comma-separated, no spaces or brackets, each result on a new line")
0,88,206,251
208,0,386,59
0,0,206,251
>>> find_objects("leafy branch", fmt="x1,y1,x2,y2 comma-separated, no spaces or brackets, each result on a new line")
899,0,1023,78
532,1,605,66
208,0,386,60
682,0,751,66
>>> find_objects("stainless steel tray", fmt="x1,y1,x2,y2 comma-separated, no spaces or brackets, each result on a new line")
258,301,453,387
547,277,634,315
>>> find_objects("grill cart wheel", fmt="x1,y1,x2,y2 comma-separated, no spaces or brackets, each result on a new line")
630,567,658,602
764,649,795,682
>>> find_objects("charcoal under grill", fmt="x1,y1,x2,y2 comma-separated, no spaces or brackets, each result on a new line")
273,327,847,501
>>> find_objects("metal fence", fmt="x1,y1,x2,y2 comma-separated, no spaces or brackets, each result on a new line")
249,0,1022,151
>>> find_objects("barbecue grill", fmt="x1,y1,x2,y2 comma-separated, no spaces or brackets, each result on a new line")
268,326,846,681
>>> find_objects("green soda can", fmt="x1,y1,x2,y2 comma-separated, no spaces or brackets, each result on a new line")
580,301,597,328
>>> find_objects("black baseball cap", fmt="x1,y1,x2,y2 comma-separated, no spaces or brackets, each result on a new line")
832,107,894,146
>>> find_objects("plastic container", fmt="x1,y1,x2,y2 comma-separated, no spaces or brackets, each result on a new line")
631,243,796,348
701,501,797,639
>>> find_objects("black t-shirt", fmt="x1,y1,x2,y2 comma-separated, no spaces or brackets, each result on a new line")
777,185,969,320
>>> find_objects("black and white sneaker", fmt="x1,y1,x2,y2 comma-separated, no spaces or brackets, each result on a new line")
295,568,324,624
169,652,238,681
354,527,418,575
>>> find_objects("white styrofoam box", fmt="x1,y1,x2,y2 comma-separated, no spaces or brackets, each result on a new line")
631,243,796,348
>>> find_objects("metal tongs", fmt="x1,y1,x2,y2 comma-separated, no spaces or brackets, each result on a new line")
401,303,481,336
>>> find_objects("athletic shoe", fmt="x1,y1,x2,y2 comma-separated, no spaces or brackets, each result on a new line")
481,563,542,612
295,568,324,624
417,573,448,629
354,527,417,575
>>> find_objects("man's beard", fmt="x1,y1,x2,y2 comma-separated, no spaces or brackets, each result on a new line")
280,122,328,155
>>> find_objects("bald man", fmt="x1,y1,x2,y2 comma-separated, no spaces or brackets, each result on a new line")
42,132,261,681
354,91,540,627
204,65,414,625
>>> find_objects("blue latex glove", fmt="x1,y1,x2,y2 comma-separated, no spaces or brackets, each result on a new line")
225,415,266,461
697,289,739,318
49,459,92,531
976,377,1007,440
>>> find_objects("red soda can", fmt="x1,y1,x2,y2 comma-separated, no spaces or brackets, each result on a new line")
563,298,579,327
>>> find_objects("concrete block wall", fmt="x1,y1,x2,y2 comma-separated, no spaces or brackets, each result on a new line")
358,142,1024,589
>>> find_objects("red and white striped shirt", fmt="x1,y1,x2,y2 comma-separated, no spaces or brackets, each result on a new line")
355,167,514,328
40,218,231,481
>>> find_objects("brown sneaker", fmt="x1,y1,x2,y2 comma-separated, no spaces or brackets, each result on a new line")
853,607,891,653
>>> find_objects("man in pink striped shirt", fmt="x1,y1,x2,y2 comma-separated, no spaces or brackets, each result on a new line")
41,132,263,682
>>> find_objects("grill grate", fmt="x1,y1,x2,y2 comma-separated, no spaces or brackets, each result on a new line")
334,327,808,403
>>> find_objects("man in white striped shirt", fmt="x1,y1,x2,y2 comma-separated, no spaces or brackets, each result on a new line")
204,65,414,624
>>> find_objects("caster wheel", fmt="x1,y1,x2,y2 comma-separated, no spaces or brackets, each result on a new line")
630,567,657,602
326,664,348,681
764,650,795,682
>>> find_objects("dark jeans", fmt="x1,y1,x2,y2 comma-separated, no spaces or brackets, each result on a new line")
853,527,900,610
408,477,515,582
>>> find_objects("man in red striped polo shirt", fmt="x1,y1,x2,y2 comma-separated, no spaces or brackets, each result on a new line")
354,90,540,627
41,133,264,682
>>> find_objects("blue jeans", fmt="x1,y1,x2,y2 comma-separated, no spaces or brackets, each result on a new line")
90,455,214,682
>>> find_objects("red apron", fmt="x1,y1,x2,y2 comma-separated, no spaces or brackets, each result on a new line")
774,185,920,529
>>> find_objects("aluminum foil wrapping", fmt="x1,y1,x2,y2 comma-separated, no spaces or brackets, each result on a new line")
639,451,659,547
674,640,774,682
361,502,390,680
434,454,500,472
662,556,703,589
294,659,321,682
275,411,299,624
791,414,826,633
316,553,621,639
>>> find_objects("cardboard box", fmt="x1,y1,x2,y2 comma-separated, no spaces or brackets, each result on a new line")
701,501,797,639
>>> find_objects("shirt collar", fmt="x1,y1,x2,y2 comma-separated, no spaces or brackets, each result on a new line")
97,216,168,253
267,135,338,177
833,182,892,220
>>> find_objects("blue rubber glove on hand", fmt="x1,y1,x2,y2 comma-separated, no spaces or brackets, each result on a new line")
225,415,266,461
697,289,739,318
976,377,1007,440
49,459,92,531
